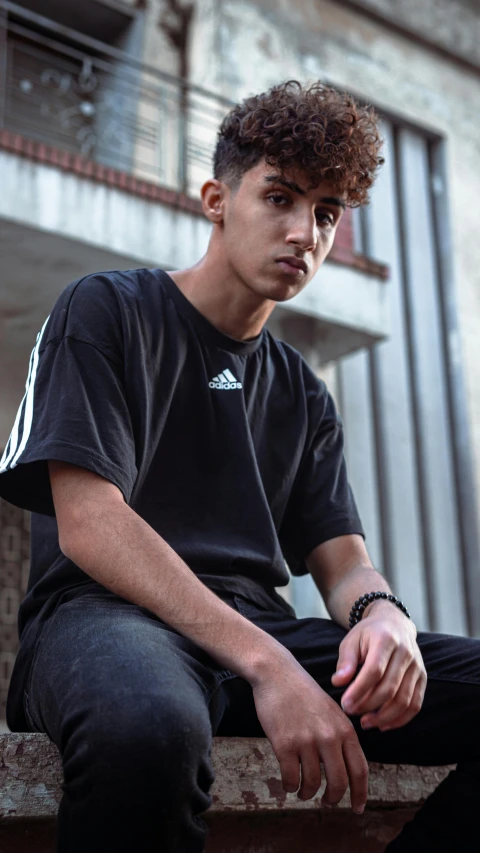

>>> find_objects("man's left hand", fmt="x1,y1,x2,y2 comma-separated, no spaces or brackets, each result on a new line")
331,602,427,732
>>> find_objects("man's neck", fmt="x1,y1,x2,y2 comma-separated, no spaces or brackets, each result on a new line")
169,254,275,342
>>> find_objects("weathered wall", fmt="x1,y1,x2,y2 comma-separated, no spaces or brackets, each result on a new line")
333,0,480,68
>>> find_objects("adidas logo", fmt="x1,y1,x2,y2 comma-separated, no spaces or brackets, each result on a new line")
209,368,242,390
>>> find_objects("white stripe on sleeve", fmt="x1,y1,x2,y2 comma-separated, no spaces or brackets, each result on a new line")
0,343,37,471
0,315,50,472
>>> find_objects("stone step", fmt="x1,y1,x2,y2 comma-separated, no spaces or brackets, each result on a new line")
0,733,454,852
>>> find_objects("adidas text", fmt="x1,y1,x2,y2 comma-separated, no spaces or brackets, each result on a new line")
209,369,243,390
209,381,242,389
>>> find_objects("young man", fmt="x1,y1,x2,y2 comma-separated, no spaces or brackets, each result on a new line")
0,81,479,853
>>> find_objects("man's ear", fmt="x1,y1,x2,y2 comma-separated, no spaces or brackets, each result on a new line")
201,178,228,223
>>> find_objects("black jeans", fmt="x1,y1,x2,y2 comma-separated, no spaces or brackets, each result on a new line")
23,589,480,852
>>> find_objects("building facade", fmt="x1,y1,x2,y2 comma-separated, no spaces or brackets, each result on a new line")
1,0,479,722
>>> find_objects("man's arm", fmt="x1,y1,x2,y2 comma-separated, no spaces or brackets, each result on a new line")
306,534,427,732
49,461,369,811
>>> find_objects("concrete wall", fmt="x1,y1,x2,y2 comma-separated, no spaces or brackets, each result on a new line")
334,0,480,68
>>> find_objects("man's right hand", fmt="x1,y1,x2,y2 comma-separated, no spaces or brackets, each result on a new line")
251,654,369,813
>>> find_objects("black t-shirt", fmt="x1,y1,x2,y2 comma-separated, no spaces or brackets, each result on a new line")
0,268,363,729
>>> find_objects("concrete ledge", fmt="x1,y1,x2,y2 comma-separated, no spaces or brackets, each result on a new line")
0,734,455,852
0,733,453,818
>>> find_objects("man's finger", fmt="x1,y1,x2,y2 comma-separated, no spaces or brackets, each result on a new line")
320,743,349,807
348,648,408,716
276,748,301,794
377,678,426,732
378,673,426,731
341,641,394,713
342,737,369,814
362,665,425,730
297,747,323,800
331,635,361,687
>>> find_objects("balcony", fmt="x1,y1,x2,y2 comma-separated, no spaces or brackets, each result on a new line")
0,0,230,194
0,1,390,444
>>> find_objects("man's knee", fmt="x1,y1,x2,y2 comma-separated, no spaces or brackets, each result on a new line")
63,687,214,799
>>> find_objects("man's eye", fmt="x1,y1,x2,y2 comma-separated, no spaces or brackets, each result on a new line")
268,194,288,205
316,212,334,226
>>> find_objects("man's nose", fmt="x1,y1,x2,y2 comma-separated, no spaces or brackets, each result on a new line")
286,214,317,252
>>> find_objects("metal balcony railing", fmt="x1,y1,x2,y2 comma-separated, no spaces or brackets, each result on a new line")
0,1,233,194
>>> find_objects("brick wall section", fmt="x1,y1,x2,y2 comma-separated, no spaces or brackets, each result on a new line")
0,130,389,280
0,499,30,723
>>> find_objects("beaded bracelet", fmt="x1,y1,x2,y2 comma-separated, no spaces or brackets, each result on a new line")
348,591,410,629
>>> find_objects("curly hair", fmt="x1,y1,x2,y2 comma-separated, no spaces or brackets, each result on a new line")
213,80,384,207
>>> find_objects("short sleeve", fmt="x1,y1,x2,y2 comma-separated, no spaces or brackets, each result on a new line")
0,282,137,515
280,389,364,576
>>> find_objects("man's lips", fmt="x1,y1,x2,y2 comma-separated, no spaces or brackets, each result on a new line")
276,256,308,275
